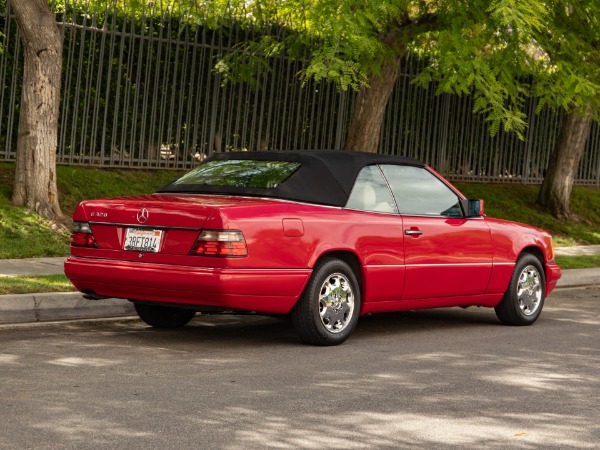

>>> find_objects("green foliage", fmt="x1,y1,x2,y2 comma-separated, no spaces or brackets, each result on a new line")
212,0,415,91
488,0,549,36
531,2,600,116
214,35,286,88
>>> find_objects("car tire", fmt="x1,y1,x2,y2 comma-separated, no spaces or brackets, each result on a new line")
495,254,546,326
134,303,196,328
291,257,361,346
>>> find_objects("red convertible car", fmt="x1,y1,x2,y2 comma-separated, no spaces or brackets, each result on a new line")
65,150,561,345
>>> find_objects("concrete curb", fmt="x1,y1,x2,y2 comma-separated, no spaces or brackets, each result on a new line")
556,268,600,289
0,292,135,325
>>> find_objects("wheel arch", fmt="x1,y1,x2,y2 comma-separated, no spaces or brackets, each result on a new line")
313,250,364,295
519,245,546,278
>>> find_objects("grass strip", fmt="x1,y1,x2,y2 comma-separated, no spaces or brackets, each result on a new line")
0,275,76,295
554,255,600,270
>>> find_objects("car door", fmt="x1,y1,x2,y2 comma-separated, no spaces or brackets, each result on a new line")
345,165,405,302
379,164,493,300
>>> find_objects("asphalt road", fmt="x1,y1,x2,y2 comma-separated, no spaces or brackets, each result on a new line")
1,286,599,449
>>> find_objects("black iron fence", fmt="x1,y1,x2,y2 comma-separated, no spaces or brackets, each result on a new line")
1,1,599,184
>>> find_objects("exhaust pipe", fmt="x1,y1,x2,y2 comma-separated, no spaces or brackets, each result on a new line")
82,290,111,301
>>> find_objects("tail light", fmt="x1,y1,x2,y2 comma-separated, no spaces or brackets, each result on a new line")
190,230,247,257
71,221,98,247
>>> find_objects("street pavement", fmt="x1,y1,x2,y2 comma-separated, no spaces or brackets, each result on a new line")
0,247,599,325
0,286,599,448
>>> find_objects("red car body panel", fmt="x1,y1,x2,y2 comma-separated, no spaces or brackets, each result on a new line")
65,193,561,315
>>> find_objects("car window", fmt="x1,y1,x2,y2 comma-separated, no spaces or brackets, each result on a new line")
379,165,463,217
345,165,397,213
172,160,301,188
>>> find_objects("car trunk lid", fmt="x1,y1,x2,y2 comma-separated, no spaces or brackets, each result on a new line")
75,194,223,256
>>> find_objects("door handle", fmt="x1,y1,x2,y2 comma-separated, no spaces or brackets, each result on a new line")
405,229,423,236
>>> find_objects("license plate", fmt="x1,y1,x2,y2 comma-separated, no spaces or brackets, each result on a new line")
124,228,163,252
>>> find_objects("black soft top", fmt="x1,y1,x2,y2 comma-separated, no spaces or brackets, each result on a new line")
157,150,424,206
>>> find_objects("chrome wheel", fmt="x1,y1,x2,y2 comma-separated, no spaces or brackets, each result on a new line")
495,254,546,326
291,258,361,345
318,273,355,333
517,265,542,316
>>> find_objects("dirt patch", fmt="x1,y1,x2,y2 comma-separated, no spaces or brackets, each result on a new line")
0,164,15,186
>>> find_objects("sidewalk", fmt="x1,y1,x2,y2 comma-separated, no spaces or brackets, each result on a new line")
1,251,599,325
554,245,600,256
0,257,66,277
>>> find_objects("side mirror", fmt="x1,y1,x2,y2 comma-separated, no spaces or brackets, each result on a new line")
461,198,485,217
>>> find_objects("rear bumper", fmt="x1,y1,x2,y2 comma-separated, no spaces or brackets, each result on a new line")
546,262,562,296
64,257,311,314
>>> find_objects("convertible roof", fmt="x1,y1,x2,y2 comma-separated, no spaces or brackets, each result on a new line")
157,150,424,206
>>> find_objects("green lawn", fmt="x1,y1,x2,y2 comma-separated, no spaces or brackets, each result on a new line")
0,204,70,259
0,275,76,295
554,255,600,270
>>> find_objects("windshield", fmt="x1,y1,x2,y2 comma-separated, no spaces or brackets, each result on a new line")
172,160,301,188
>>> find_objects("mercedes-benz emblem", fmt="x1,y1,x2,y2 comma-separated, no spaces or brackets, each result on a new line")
136,208,149,224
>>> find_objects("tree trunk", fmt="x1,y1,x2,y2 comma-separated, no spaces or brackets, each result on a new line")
11,0,63,220
344,57,402,153
536,107,593,221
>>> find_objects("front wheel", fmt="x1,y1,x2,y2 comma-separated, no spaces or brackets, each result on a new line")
291,258,361,346
495,254,546,326
134,303,196,328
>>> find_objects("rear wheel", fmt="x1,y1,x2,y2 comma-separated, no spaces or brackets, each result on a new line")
134,303,196,328
495,254,546,325
291,258,361,346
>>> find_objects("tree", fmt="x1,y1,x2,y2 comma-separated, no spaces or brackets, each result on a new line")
213,1,545,152
11,0,63,221
537,108,593,220
533,3,600,220
414,1,600,220
214,0,600,220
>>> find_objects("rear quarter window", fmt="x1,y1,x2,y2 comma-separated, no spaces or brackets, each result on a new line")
345,165,397,213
